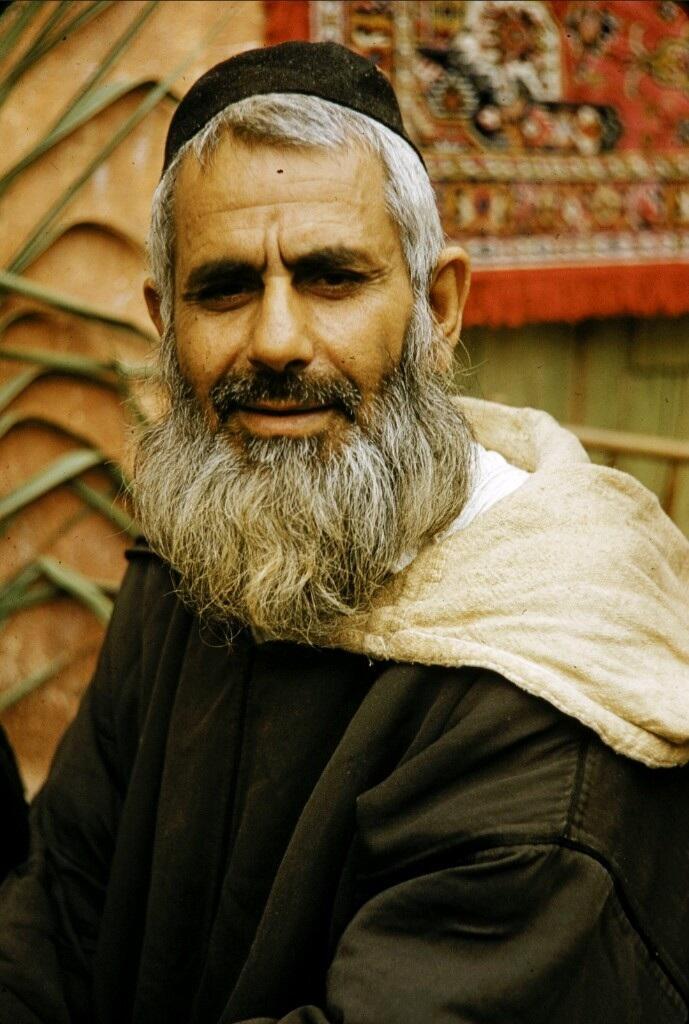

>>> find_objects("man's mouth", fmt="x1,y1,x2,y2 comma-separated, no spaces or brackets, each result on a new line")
239,402,332,417
209,371,362,437
232,402,339,438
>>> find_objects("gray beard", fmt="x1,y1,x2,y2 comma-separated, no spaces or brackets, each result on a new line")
131,298,474,643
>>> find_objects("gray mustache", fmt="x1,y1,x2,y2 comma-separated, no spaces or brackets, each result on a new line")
210,371,362,423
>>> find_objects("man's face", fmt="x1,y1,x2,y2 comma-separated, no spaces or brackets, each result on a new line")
136,128,473,639
170,134,415,444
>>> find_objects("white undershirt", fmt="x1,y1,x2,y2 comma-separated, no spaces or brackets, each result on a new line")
445,441,530,532
393,442,530,573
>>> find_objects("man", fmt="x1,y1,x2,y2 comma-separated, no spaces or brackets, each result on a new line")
1,40,689,1024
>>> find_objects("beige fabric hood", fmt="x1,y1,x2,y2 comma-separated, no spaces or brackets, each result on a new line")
336,397,689,768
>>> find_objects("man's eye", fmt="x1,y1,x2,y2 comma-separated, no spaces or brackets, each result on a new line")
200,286,247,299
308,271,363,291
195,282,259,306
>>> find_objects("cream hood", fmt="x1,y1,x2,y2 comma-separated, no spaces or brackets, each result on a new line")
336,397,689,768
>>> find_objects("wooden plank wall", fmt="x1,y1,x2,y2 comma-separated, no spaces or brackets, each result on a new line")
463,314,689,534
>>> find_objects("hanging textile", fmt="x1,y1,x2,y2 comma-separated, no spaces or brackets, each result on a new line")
266,0,689,327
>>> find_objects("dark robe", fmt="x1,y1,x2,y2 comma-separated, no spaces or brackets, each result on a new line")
0,546,688,1023
0,725,28,884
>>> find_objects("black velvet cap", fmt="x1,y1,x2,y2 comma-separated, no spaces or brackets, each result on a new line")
162,40,424,174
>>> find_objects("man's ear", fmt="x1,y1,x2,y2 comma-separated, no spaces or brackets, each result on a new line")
428,245,471,361
144,278,165,339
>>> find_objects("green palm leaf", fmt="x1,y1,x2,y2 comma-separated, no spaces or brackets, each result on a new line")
0,0,44,62
0,79,158,194
0,411,109,449
0,447,103,521
0,561,44,618
51,0,158,124
0,270,156,340
69,478,138,537
0,1,113,109
0,342,152,380
0,0,160,195
0,308,40,339
0,653,73,713
0,343,120,378
0,1,70,72
35,554,113,622
0,350,150,428
0,553,115,626
0,581,59,618
0,365,43,411
6,20,221,276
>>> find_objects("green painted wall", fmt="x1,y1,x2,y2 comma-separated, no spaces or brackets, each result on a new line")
461,315,689,534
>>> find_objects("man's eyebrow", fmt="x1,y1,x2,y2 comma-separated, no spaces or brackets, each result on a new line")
183,259,261,295
289,246,380,275
182,247,381,296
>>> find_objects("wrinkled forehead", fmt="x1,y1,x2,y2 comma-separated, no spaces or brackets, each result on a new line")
172,132,403,266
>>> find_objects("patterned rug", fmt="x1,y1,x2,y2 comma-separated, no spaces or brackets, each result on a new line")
266,0,689,327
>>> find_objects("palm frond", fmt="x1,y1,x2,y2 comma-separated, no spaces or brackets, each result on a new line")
0,308,38,339
52,0,158,126
0,412,112,453
0,653,73,713
0,270,156,341
0,581,59,619
0,365,43,411
0,552,116,626
0,560,43,618
0,2,113,109
6,30,213,276
69,478,138,537
0,0,159,195
35,554,113,622
0,447,103,521
0,80,154,194
0,0,44,62
0,343,119,379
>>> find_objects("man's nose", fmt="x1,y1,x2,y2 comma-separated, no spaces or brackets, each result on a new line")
247,276,314,374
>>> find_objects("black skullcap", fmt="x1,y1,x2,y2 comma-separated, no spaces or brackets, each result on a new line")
162,40,424,175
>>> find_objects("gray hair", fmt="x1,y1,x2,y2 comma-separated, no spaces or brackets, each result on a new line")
147,92,444,329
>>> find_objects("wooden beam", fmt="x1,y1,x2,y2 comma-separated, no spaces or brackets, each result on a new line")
565,423,689,463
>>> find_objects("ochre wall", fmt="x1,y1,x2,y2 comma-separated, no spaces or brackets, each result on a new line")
0,1,264,796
